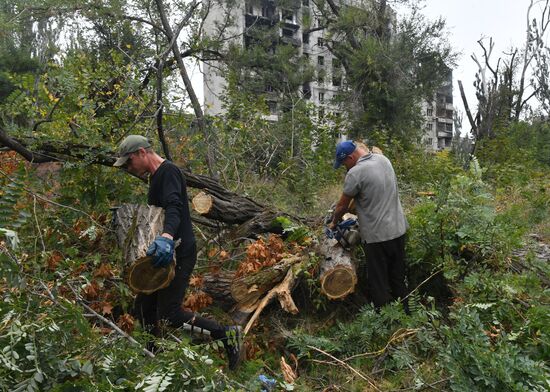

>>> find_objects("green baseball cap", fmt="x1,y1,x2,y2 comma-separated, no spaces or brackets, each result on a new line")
113,135,151,167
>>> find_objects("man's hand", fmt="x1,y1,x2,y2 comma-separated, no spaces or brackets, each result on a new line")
146,236,175,268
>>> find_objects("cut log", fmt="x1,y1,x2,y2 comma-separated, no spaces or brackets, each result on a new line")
318,239,357,300
191,189,267,225
192,191,213,215
112,204,167,267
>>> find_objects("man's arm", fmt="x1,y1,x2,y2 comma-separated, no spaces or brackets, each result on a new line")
329,193,353,229
162,165,185,239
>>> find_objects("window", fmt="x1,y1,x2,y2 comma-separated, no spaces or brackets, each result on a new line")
265,85,273,92
318,75,324,84
446,123,453,132
303,53,309,60
267,101,277,114
332,76,341,86
282,9,294,22
282,28,294,38
332,58,341,69
426,108,433,116
426,137,433,145
302,33,310,45
303,83,311,99
319,107,325,118
302,0,309,6
317,37,324,47
446,109,453,119
245,2,253,14
426,123,433,131
318,92,325,103
317,55,324,65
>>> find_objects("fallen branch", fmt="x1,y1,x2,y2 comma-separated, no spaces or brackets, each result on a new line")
243,261,301,335
67,283,155,358
307,345,380,391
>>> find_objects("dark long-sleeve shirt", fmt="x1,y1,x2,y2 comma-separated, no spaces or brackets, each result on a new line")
148,160,195,257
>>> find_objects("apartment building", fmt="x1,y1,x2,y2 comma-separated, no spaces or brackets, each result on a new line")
203,0,344,121
422,71,454,150
203,0,453,148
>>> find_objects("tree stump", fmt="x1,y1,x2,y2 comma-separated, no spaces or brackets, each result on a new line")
318,239,357,300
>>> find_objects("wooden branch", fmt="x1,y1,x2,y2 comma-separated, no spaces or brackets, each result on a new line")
243,264,300,335
231,255,301,307
0,128,55,163
307,345,379,390
31,97,63,133
154,0,217,178
156,61,172,161
68,284,155,358
458,80,478,138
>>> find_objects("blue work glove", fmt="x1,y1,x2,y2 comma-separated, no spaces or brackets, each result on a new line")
324,226,335,239
146,236,175,268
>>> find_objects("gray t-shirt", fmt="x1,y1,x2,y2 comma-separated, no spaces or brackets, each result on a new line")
343,153,408,243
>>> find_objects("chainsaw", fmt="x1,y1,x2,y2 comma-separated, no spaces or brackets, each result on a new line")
325,217,361,249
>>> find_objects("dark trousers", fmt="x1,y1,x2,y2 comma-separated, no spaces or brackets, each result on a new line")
133,245,225,340
362,234,408,311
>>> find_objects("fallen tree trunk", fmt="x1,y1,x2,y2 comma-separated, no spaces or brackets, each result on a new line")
0,135,268,225
318,239,357,300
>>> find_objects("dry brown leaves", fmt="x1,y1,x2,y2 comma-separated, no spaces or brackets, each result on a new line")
280,355,298,383
93,263,114,279
235,234,286,278
46,251,63,271
182,290,213,312
82,281,100,300
0,151,26,175
117,313,135,334
188,274,204,288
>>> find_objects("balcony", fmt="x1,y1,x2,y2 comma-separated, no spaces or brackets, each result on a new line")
280,36,301,47
245,13,279,27
438,131,453,139
437,117,453,124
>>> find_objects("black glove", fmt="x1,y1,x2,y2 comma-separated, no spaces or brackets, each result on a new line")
146,236,175,268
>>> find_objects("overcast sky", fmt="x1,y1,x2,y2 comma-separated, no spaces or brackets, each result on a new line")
190,0,539,134
416,0,534,133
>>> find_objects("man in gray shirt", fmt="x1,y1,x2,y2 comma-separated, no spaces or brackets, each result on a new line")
329,141,409,311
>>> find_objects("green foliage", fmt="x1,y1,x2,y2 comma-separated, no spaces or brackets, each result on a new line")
323,2,456,145
0,165,31,230
439,306,549,391
407,157,524,293
211,88,337,213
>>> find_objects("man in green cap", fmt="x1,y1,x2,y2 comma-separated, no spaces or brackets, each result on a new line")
114,135,242,370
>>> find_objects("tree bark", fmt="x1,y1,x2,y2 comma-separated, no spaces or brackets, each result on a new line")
112,204,168,267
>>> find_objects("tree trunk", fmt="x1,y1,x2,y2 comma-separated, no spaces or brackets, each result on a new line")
191,191,266,225
318,239,357,300
201,270,237,311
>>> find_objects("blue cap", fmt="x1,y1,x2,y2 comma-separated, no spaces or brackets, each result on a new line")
333,140,356,168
